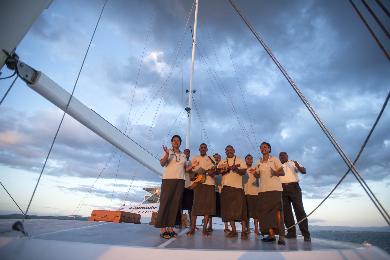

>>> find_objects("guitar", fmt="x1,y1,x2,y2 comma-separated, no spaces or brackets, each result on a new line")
189,167,217,190
216,164,241,175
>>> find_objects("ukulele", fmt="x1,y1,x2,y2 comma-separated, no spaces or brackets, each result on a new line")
216,164,241,175
189,167,217,189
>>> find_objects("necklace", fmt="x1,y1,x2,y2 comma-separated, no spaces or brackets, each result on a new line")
173,151,181,162
227,156,236,167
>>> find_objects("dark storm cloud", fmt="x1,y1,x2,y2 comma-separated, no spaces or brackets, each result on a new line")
1,0,389,205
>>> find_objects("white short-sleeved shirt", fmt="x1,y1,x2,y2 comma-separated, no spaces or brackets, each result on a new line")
219,156,246,189
242,165,259,195
160,150,186,180
191,155,215,186
256,155,283,192
184,159,192,188
280,161,303,184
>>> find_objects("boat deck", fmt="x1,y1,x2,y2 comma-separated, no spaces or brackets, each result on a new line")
0,219,389,260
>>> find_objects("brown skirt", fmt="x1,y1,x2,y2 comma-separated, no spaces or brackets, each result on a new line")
192,183,216,216
246,194,258,219
258,191,284,237
182,188,194,210
221,186,247,222
155,179,184,228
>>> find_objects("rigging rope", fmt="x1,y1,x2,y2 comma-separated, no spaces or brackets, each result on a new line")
192,97,214,155
124,1,156,137
349,0,390,62
23,0,109,224
361,0,390,41
212,3,261,158
73,149,118,216
375,0,390,18
0,182,25,215
229,0,390,226
85,6,195,211
289,90,390,229
117,3,196,206
0,71,16,80
0,74,18,106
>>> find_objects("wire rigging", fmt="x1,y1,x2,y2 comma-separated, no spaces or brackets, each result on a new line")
118,3,197,208
72,149,118,216
349,0,390,62
23,0,109,224
0,74,18,106
0,182,25,215
290,90,390,229
229,0,390,226
361,0,390,41
213,3,261,158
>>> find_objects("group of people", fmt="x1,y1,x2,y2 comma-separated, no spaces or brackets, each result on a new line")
155,135,311,245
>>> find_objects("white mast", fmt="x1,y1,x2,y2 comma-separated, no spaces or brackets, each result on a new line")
186,0,199,149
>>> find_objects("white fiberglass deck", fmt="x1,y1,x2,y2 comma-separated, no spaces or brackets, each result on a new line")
0,219,389,260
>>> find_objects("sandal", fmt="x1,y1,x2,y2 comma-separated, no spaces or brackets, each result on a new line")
226,231,238,238
206,227,213,232
224,229,231,233
278,240,286,245
170,231,178,238
160,232,170,239
261,236,276,242
241,232,248,240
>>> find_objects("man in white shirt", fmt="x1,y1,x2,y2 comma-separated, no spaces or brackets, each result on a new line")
279,152,311,242
218,145,248,239
186,143,216,237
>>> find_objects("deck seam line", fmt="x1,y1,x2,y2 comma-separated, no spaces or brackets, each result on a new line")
31,222,110,238
157,228,189,248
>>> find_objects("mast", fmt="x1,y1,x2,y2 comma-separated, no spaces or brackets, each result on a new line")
185,0,198,149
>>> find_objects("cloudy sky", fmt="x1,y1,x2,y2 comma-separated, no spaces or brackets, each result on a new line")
0,0,389,227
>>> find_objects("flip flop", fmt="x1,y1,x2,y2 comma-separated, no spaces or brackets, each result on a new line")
170,231,179,238
160,232,170,239
226,231,238,238
261,236,276,242
206,227,213,232
202,231,211,237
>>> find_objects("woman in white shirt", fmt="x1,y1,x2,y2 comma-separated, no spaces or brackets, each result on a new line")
251,142,285,245
155,135,197,239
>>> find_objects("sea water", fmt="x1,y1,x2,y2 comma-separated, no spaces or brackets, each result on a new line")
310,231,390,254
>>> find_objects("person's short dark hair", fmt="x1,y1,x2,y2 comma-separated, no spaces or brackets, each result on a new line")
213,153,220,157
261,142,271,153
171,135,182,144
245,154,253,160
200,143,207,147
225,145,234,150
279,151,287,156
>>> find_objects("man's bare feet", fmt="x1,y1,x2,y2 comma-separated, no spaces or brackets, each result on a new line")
186,229,195,236
202,231,211,237
195,226,199,231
